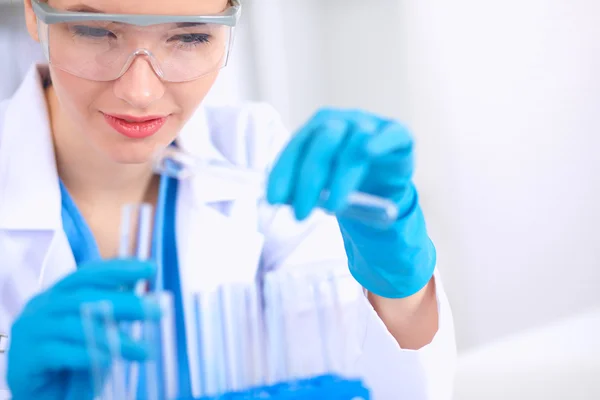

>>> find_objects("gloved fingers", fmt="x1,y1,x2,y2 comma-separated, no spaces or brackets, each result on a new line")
357,153,414,199
46,290,162,321
321,126,371,213
290,118,349,220
18,291,52,316
85,330,150,363
266,110,332,206
52,259,156,292
343,109,382,134
66,372,100,400
267,108,415,218
314,111,378,213
361,122,415,195
27,316,150,362
35,341,112,371
267,107,355,206
364,120,413,157
84,323,151,363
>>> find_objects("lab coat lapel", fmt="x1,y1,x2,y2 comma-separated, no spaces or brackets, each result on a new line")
0,66,75,320
175,106,266,291
176,182,265,291
174,107,266,397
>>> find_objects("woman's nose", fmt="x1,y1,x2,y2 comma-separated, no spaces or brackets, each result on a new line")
112,57,165,109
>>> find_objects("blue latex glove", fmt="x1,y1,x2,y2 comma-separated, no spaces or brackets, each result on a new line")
7,259,161,400
266,108,436,298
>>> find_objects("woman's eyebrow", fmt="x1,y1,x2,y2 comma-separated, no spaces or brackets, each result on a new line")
176,23,207,28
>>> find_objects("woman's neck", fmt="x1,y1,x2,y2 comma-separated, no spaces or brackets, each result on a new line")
45,85,157,208
45,84,160,258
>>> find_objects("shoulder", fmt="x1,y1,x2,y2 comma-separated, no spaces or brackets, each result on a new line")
201,102,291,170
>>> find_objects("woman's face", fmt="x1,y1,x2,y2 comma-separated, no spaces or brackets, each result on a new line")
24,0,229,164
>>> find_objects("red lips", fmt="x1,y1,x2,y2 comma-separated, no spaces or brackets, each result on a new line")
104,113,168,139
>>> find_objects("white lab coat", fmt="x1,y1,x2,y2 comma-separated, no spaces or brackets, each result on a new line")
0,65,457,400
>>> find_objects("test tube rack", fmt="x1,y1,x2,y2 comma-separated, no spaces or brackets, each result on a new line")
149,375,370,400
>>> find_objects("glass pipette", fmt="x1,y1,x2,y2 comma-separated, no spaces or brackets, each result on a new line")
152,147,399,229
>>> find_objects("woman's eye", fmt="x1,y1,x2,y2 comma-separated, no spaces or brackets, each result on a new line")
170,33,211,46
72,25,115,39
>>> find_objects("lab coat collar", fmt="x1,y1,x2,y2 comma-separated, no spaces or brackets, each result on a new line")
0,64,61,231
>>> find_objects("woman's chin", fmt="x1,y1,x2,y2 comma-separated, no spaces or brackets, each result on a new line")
103,140,166,165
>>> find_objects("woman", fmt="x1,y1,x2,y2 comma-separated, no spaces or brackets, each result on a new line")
0,0,456,398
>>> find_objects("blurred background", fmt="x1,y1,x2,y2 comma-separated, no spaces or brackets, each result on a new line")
1,0,599,398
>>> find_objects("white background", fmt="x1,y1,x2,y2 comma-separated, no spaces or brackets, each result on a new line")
1,0,599,397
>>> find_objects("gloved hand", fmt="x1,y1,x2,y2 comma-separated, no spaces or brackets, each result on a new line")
7,259,161,400
266,108,436,299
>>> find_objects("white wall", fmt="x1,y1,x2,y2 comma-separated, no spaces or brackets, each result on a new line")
394,0,600,350
243,0,600,351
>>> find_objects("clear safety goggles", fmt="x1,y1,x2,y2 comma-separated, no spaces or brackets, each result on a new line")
32,0,241,83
